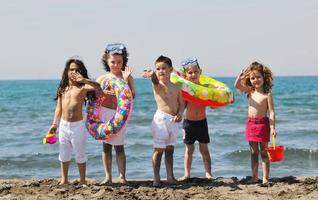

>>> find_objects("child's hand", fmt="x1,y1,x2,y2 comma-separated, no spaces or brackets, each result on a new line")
271,128,277,137
103,90,116,96
173,113,182,123
71,72,85,83
49,124,57,133
239,67,250,79
142,69,154,78
122,66,133,81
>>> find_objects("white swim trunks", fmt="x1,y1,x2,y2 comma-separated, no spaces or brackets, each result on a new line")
152,110,179,148
58,119,88,163
99,107,126,145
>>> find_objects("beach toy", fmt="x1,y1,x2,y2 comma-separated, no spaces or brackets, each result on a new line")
42,131,57,144
266,135,284,162
170,69,234,108
86,77,133,140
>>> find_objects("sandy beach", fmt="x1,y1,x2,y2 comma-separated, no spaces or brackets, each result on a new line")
0,176,317,199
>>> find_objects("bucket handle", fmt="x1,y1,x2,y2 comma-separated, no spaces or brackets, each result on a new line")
272,134,276,150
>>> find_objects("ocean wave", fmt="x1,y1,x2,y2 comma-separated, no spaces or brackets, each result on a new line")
226,148,318,160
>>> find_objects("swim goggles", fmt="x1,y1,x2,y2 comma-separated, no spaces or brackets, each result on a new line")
105,43,126,54
181,57,199,67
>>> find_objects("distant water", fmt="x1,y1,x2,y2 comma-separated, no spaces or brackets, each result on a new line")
0,77,317,181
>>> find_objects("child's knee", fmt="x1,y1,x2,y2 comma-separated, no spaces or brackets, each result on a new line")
250,148,259,156
114,145,125,154
260,150,269,162
103,143,112,153
185,144,194,154
154,148,164,155
165,146,174,154
75,154,87,164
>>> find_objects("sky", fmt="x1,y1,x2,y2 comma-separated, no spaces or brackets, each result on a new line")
0,0,317,80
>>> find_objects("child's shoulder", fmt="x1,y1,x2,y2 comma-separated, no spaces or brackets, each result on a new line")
168,82,182,94
96,73,112,82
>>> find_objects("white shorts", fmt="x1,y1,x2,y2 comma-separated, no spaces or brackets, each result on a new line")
152,110,179,148
99,107,126,145
58,119,88,163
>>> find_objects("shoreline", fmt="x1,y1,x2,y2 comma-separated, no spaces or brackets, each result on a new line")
1,176,317,199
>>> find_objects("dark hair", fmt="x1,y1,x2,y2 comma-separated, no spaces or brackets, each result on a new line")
102,47,129,72
244,61,274,94
155,55,173,68
54,58,95,103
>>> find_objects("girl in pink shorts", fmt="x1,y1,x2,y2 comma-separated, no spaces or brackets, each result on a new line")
234,62,277,186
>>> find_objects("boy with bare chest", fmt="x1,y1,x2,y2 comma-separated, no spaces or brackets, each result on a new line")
142,55,185,186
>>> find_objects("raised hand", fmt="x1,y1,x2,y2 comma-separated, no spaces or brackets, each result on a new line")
71,72,85,83
240,67,250,79
122,66,133,81
142,69,154,78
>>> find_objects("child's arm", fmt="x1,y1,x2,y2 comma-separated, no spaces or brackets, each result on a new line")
73,72,100,91
174,90,185,122
49,97,62,133
123,67,136,98
142,69,159,85
234,68,251,93
267,92,277,137
128,76,136,98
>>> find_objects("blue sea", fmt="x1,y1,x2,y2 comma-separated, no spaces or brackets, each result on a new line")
0,77,317,181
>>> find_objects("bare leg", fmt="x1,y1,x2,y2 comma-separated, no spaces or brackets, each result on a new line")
179,144,194,180
249,142,260,183
199,143,213,179
152,148,164,186
102,143,112,184
165,145,177,183
114,145,127,183
77,162,86,185
60,161,70,185
260,142,270,184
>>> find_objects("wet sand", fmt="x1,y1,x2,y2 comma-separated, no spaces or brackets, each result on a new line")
0,176,317,199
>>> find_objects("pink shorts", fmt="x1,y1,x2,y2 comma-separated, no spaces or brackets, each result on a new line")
245,117,270,142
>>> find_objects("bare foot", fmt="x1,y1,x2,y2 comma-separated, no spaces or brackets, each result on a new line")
100,178,112,185
119,177,127,184
79,181,87,186
59,180,69,185
75,184,88,189
153,179,160,187
167,178,178,185
259,181,273,187
178,176,191,181
248,177,260,184
205,173,213,180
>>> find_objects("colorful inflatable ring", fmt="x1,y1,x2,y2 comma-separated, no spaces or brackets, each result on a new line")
86,78,133,140
170,70,234,108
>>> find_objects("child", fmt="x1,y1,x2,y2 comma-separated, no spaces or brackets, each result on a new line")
49,57,100,186
178,57,213,181
96,42,135,184
142,55,185,186
234,61,277,185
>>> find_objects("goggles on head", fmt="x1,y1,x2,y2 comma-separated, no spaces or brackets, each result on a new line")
181,57,198,67
105,43,126,54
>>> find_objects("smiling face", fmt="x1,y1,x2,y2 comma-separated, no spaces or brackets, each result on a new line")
155,62,172,82
249,69,264,90
184,65,201,84
106,54,124,75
